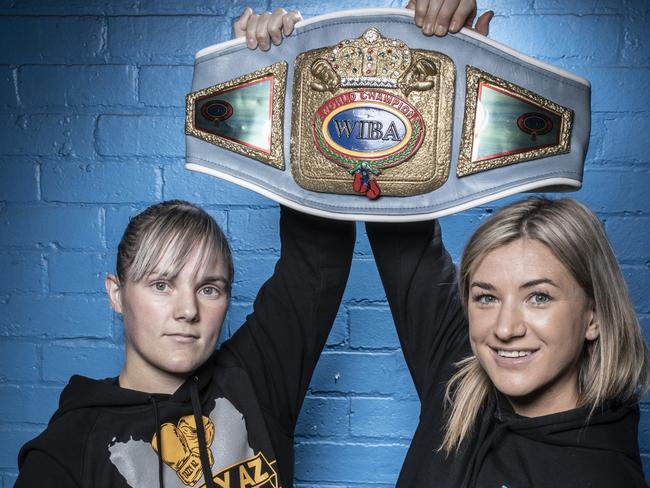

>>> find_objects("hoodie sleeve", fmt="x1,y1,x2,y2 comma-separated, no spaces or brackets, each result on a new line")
16,450,80,488
365,220,470,403
222,205,355,433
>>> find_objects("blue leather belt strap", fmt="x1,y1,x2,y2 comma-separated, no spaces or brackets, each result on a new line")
185,8,590,222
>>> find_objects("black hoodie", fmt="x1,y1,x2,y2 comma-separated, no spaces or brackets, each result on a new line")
16,207,355,488
366,219,648,488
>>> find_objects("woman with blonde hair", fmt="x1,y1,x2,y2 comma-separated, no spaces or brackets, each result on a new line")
367,197,650,487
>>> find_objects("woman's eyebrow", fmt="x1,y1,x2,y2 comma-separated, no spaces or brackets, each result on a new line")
470,281,495,290
520,278,559,289
199,275,229,284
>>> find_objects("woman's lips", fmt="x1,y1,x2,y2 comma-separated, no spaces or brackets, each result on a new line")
165,333,199,344
490,347,538,366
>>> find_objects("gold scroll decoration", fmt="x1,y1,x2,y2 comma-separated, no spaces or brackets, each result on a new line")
186,62,287,170
457,65,573,177
291,28,455,198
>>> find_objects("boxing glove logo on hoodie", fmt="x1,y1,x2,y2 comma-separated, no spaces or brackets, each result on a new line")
152,415,215,486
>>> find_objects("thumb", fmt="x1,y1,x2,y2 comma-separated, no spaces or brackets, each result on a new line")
474,10,493,36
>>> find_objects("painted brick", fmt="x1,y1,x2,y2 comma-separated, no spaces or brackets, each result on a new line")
0,67,16,106
343,259,387,303
205,208,231,235
0,295,112,338
137,0,231,14
0,114,95,158
0,252,44,293
600,116,650,162
0,159,39,203
19,65,137,107
326,308,348,347
0,385,61,424
295,396,349,437
231,254,278,301
490,15,621,62
228,207,280,252
474,0,534,14
349,305,399,350
605,217,650,262
644,455,650,486
310,351,416,396
355,223,373,257
0,342,39,382
105,205,142,251
579,68,650,113
2,472,18,488
587,113,607,165
42,343,123,382
0,427,41,469
49,252,110,293
0,17,105,64
438,211,488,262
576,170,650,214
350,397,420,438
162,162,270,206
0,206,102,249
223,1,271,18
640,316,650,346
531,0,626,14
139,65,194,107
223,302,251,340
622,11,650,65
96,115,184,157
279,0,395,17
108,17,230,64
0,1,234,15
42,160,161,203
622,266,650,314
295,442,408,484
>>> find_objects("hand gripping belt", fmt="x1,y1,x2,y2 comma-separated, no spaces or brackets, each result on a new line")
185,8,590,222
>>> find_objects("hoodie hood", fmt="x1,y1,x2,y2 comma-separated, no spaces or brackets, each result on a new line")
51,351,217,423
462,393,647,488
496,396,642,460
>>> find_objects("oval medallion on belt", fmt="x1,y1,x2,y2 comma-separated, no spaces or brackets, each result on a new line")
312,90,425,199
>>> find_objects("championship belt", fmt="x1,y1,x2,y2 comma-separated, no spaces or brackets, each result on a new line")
185,8,590,221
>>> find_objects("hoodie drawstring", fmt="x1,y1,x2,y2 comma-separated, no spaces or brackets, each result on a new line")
191,376,216,488
149,395,165,488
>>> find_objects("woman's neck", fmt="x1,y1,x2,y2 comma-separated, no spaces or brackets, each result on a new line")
118,366,187,395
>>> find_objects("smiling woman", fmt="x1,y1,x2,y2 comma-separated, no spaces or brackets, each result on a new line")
467,238,599,418
451,197,649,451
366,197,650,488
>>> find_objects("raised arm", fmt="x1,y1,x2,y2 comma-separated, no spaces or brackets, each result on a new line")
365,220,469,402
223,207,355,432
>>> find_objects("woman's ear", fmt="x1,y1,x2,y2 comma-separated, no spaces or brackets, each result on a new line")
585,307,600,341
105,274,123,314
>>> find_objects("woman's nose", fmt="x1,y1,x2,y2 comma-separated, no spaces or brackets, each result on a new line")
494,301,526,340
174,289,199,323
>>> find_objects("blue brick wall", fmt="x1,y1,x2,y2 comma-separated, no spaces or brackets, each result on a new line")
0,1,648,486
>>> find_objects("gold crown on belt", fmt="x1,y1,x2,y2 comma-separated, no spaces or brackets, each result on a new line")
326,28,413,88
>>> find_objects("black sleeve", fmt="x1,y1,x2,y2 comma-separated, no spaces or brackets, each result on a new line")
222,206,355,432
365,219,470,403
15,450,80,488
